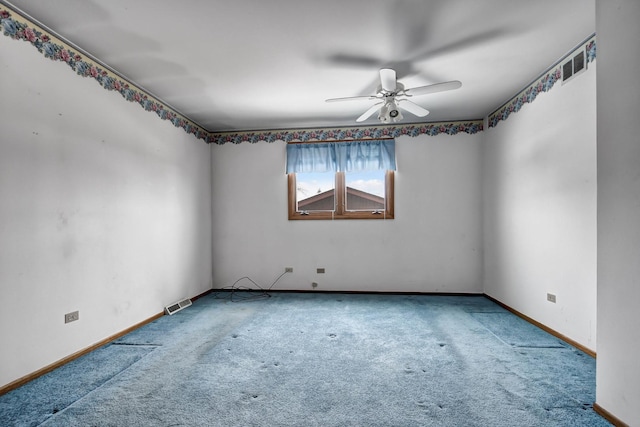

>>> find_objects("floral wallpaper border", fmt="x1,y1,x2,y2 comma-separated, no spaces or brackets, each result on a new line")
488,35,596,128
210,121,484,145
1,4,594,144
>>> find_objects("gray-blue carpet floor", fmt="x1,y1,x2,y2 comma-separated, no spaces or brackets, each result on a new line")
1,292,610,426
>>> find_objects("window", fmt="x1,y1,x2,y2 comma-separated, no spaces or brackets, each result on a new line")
288,170,394,220
286,139,395,220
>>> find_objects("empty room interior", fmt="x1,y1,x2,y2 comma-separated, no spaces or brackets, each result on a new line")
0,0,639,425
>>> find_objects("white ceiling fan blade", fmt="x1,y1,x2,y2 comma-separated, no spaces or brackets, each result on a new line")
356,102,383,122
326,95,378,103
403,80,462,97
397,99,429,117
379,68,397,92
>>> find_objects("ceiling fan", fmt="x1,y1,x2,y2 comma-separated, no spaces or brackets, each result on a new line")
325,68,461,124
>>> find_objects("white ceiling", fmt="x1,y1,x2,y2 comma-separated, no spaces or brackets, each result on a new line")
3,0,594,132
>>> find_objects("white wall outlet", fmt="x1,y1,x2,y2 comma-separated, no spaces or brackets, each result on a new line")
65,310,79,323
547,293,557,303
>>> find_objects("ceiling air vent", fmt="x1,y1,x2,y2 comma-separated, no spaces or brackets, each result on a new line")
165,298,192,315
562,48,586,84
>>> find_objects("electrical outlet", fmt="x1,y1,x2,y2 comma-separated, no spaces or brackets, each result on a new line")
547,293,556,303
317,268,325,274
285,267,293,273
65,311,79,323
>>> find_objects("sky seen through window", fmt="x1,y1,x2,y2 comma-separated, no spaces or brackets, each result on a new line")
296,171,385,201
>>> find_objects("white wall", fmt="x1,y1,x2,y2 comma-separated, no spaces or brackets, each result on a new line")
0,38,212,388
596,1,640,424
211,132,483,293
483,61,598,351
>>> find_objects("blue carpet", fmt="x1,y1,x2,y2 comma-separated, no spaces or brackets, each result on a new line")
0,293,610,426
0,344,154,426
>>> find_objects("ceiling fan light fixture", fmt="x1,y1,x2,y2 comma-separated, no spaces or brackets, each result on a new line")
378,99,403,123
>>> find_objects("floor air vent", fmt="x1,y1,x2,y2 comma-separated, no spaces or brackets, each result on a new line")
165,298,192,315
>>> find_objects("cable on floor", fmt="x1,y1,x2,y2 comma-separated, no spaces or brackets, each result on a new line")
211,270,289,302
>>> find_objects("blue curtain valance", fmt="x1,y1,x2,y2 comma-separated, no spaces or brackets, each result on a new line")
286,139,396,174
